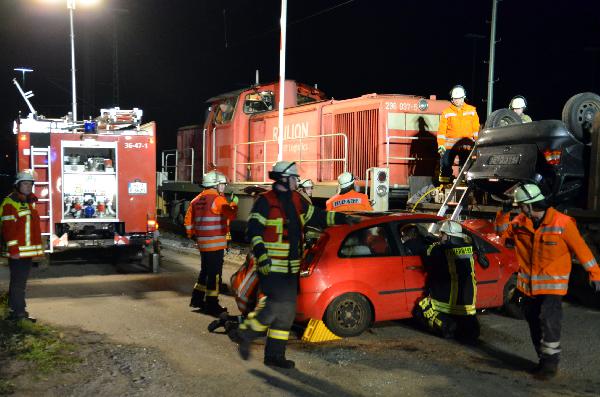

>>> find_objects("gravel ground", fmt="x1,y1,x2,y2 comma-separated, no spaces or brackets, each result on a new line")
0,233,599,396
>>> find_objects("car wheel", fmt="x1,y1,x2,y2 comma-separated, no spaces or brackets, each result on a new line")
484,109,523,129
502,274,524,319
562,92,600,143
324,293,372,337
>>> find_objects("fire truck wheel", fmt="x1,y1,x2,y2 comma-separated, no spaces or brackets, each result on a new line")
484,109,522,129
562,92,600,143
324,293,373,337
502,274,524,319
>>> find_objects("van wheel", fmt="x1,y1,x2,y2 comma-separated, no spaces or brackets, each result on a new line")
502,274,524,319
562,92,600,143
324,293,372,337
484,109,523,129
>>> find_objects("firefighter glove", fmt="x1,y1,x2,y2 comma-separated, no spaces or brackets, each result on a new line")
346,215,362,226
230,194,239,205
437,146,446,155
592,280,600,292
257,258,272,275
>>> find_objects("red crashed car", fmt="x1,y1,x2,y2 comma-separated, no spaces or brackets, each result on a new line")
296,213,519,337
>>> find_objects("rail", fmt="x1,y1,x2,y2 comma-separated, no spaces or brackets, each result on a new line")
233,133,348,183
160,148,195,183
384,123,436,167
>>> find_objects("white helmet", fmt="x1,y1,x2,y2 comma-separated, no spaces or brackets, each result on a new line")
513,184,545,204
450,85,466,99
216,173,228,184
269,161,299,180
509,96,527,109
438,220,464,238
337,172,355,189
299,179,314,189
15,170,35,185
202,171,220,187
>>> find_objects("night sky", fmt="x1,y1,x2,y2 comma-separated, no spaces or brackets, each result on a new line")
1,0,599,173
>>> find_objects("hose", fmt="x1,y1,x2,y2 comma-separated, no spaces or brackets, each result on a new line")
410,186,443,213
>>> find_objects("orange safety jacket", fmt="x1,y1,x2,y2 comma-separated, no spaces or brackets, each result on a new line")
497,207,600,296
184,189,237,252
326,190,373,212
437,103,480,150
0,192,44,258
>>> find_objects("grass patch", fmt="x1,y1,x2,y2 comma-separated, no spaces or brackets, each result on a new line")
0,292,80,378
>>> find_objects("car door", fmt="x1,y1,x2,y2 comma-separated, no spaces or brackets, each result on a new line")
337,223,406,320
395,221,434,314
462,229,502,308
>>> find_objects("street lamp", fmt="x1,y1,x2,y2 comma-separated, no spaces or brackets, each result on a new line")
14,68,34,89
42,0,100,122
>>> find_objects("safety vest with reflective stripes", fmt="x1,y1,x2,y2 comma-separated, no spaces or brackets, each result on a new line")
437,103,480,149
251,190,305,274
0,193,44,258
184,189,237,252
426,241,477,315
498,207,600,296
494,210,511,235
326,190,373,212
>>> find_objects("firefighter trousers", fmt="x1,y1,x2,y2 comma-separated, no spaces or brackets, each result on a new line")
192,249,225,304
413,296,480,341
238,273,298,359
521,294,562,365
8,258,32,317
439,139,474,182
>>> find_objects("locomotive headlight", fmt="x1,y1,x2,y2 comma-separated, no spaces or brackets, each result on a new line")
418,99,428,111
376,185,388,197
377,171,387,182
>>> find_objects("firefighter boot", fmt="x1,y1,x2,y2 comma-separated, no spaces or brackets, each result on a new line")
189,284,205,310
532,360,558,380
204,296,227,317
264,337,295,369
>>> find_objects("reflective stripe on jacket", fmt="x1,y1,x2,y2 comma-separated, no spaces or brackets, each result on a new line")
184,189,237,252
498,207,600,296
255,190,304,274
326,190,373,212
426,241,477,315
437,103,480,149
0,193,44,258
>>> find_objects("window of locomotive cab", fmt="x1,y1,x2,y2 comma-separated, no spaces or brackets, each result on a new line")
214,97,238,124
243,91,274,114
297,93,317,105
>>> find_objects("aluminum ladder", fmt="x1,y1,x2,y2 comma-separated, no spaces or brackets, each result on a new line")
436,146,477,221
30,146,54,253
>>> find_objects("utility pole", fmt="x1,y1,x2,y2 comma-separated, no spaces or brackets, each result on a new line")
486,0,499,116
465,33,485,104
111,8,129,107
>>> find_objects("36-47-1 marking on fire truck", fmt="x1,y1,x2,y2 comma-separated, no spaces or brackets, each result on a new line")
124,142,149,149
385,102,418,111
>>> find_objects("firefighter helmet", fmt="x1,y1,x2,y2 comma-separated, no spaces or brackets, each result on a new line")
299,179,314,189
268,161,299,180
509,95,527,109
337,172,355,189
14,170,35,185
438,220,464,238
450,85,466,99
217,173,228,185
202,171,220,187
513,184,545,204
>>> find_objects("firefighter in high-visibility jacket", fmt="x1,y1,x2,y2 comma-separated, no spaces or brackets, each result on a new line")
0,171,44,322
326,172,373,212
496,184,600,380
413,220,479,341
237,161,359,369
437,85,480,184
184,171,238,316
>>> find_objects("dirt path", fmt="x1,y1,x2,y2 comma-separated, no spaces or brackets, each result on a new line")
1,243,600,396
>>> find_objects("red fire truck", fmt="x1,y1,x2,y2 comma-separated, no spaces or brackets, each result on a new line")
159,80,451,223
12,80,159,271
